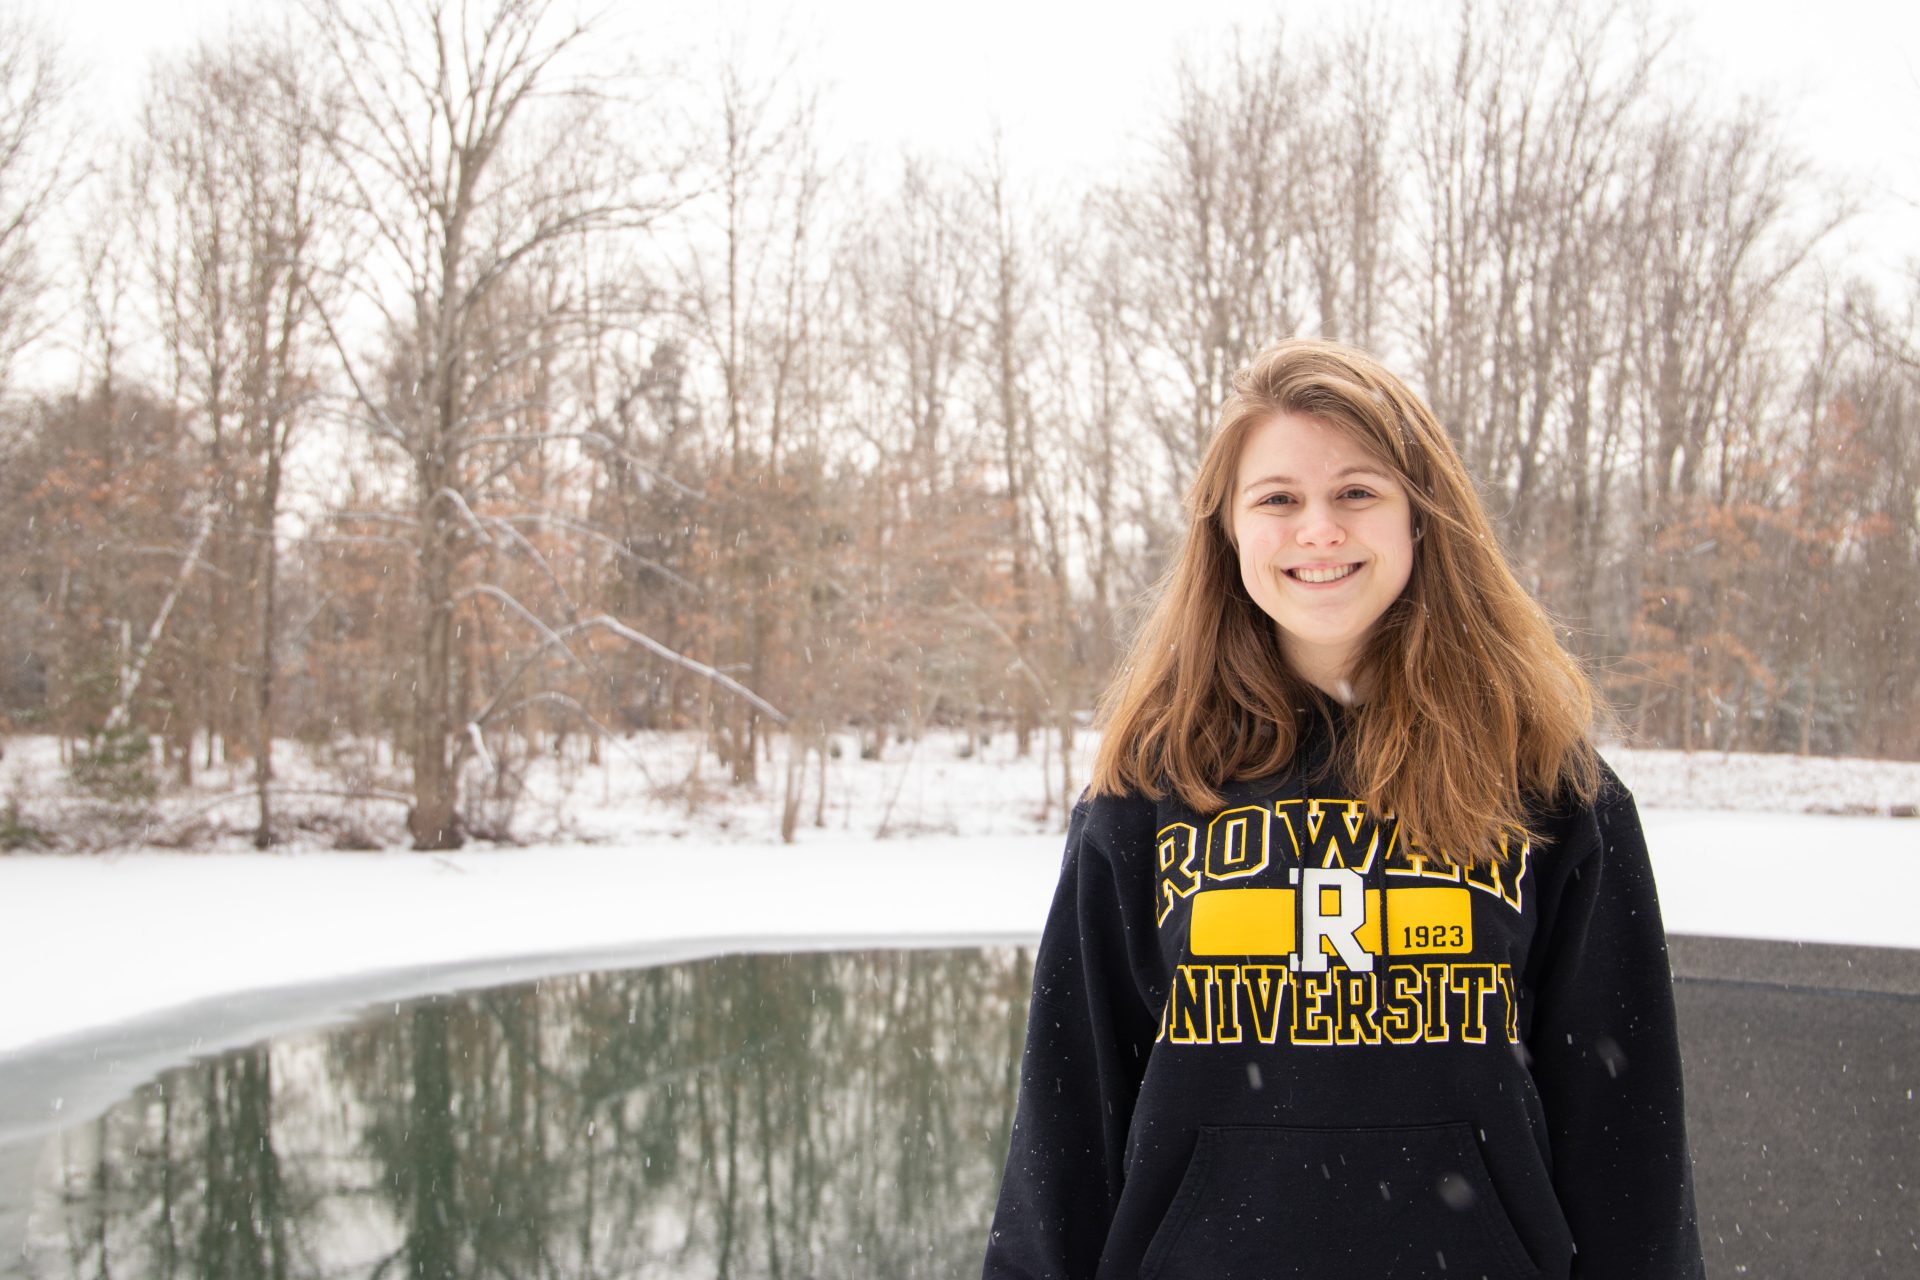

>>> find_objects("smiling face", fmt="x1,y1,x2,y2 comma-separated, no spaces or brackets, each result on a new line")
1231,411,1416,700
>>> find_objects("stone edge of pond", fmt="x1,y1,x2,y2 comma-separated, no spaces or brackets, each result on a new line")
1667,933,1920,999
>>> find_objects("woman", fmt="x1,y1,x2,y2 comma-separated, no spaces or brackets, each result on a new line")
981,337,1704,1279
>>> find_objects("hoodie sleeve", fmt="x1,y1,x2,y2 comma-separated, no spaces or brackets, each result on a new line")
1528,774,1706,1279
982,795,1160,1280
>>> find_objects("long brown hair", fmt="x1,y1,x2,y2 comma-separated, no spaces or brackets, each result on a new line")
1090,336,1601,865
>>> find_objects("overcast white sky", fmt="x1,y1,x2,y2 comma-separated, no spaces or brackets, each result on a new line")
22,0,1920,282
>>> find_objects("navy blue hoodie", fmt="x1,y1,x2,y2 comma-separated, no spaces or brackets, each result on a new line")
982,717,1704,1279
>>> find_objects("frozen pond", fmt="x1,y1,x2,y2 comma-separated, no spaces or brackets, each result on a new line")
8,947,1032,1279
5,938,1918,1278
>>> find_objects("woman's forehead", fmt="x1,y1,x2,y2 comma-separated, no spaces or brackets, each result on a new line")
1236,411,1398,483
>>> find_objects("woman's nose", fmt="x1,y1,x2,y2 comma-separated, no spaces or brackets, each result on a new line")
1295,502,1346,547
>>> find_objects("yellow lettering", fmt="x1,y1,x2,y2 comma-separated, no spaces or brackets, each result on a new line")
1156,823,1200,927
1384,837,1463,883
1381,964,1425,1044
1495,963,1520,1043
1421,962,1452,1043
1242,965,1291,1044
1292,972,1335,1045
1211,964,1245,1043
1301,798,1384,873
1206,807,1271,882
1333,970,1382,1046
1170,964,1214,1044
1449,963,1499,1045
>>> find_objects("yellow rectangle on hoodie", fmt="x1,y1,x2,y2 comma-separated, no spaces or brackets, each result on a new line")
1189,886,1472,957
1190,888,1297,955
1384,886,1474,954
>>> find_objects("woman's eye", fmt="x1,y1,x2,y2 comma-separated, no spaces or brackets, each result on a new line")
1341,487,1377,501
1257,492,1294,507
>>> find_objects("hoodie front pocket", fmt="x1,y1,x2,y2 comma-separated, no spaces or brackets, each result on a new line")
1138,1123,1542,1280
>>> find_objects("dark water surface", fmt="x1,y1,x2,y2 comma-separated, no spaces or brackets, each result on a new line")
15,948,1032,1280
10,938,1920,1278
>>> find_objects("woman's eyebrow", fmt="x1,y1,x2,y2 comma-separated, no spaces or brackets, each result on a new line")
1240,465,1388,494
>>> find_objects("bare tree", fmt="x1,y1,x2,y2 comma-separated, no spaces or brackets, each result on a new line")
1619,100,1845,744
671,41,827,786
1297,12,1403,350
822,156,983,753
0,14,71,381
303,0,756,848
1102,29,1313,489
137,31,341,843
968,142,1047,756
1402,0,1663,527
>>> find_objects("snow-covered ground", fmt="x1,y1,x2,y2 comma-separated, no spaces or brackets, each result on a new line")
1,729,1917,1061
8,727,1918,853
0,725,1087,853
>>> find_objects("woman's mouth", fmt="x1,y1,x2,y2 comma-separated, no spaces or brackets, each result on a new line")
1286,563,1360,584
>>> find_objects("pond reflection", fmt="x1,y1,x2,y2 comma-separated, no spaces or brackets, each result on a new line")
25,947,1033,1279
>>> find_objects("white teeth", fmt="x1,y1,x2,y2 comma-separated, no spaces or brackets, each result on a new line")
1291,563,1358,584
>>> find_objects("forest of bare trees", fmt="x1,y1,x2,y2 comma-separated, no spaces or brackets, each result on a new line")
1,0,1914,850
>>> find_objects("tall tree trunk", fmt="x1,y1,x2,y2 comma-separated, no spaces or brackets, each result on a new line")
252,442,285,848
410,488,460,849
